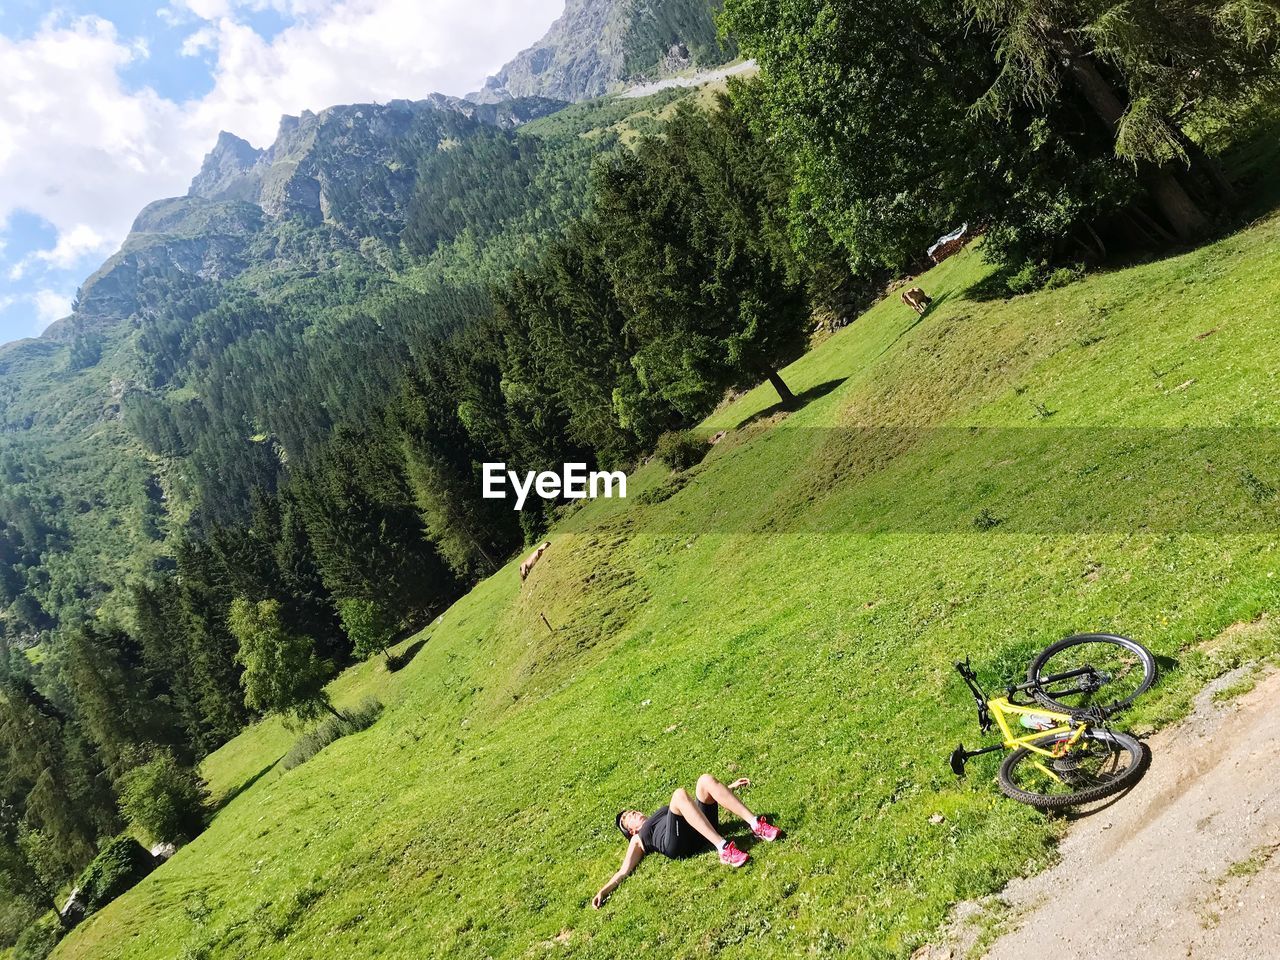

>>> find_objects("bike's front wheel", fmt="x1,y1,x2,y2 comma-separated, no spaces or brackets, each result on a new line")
1028,633,1157,715
998,729,1147,809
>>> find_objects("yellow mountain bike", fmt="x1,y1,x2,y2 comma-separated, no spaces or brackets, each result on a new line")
949,634,1156,809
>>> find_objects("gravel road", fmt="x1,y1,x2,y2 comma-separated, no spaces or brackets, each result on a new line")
922,665,1280,960
620,60,757,98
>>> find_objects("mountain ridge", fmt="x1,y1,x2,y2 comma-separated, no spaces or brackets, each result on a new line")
19,0,728,347
36,94,565,345
468,0,731,103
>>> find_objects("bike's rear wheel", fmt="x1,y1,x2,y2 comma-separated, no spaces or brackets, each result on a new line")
1028,633,1156,714
998,729,1147,809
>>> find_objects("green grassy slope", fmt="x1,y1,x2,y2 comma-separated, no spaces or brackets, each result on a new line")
56,215,1280,960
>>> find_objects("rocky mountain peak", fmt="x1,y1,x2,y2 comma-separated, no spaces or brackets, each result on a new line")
468,0,730,103
60,94,567,337
188,131,267,202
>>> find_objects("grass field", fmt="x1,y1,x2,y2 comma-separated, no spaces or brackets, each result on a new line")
54,212,1280,960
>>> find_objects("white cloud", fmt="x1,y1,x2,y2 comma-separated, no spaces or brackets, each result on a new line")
40,224,112,268
180,25,218,56
0,1,562,316
173,0,234,20
32,289,74,331
9,224,113,279
181,0,564,148
0,15,193,287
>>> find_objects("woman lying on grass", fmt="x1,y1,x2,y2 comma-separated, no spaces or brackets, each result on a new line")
592,773,780,908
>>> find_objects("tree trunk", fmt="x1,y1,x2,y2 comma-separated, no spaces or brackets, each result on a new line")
1083,220,1107,260
1171,124,1238,203
1126,204,1177,245
470,532,497,573
1054,36,1208,240
324,701,346,722
766,369,797,407
1146,167,1210,240
1058,45,1126,129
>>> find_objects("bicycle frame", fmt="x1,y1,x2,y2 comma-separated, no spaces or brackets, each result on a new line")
986,697,1085,756
950,659,1091,780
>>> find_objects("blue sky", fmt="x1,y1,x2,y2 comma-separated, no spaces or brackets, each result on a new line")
0,0,562,345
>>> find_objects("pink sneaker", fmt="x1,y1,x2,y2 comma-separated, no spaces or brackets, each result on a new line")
719,841,749,867
752,817,780,842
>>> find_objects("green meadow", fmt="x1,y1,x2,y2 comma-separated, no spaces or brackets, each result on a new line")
55,213,1280,959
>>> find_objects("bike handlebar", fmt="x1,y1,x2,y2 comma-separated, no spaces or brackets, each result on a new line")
954,659,986,700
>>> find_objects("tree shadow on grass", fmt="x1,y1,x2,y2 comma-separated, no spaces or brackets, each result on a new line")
962,268,1024,303
732,378,848,431
386,636,428,672
865,291,955,365
211,760,278,815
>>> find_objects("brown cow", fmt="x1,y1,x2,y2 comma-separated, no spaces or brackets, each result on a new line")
900,286,932,316
520,541,551,581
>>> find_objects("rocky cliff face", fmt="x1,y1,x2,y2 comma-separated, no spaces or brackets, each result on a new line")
32,5,725,339
468,0,730,103
37,0,732,343
186,131,266,203
51,198,264,337
187,96,563,226
50,95,563,339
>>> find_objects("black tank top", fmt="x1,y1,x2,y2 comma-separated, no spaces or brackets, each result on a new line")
638,805,671,853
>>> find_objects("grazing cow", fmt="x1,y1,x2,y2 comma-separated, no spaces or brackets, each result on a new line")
901,286,932,316
520,541,551,581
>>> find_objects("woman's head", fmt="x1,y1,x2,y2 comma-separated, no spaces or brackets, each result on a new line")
615,809,646,838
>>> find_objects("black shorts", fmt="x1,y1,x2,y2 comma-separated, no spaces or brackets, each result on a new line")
647,797,719,859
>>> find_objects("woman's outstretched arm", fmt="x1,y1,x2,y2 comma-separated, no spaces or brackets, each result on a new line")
592,835,644,908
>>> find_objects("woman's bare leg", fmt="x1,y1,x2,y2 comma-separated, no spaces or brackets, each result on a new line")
668,788,727,847
695,774,756,823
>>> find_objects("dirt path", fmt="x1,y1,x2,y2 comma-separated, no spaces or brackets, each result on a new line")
923,666,1280,960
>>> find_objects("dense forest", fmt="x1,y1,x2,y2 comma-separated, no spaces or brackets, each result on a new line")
1,0,1278,949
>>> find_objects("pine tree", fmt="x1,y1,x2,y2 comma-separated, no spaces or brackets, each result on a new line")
595,98,812,412
63,625,182,774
